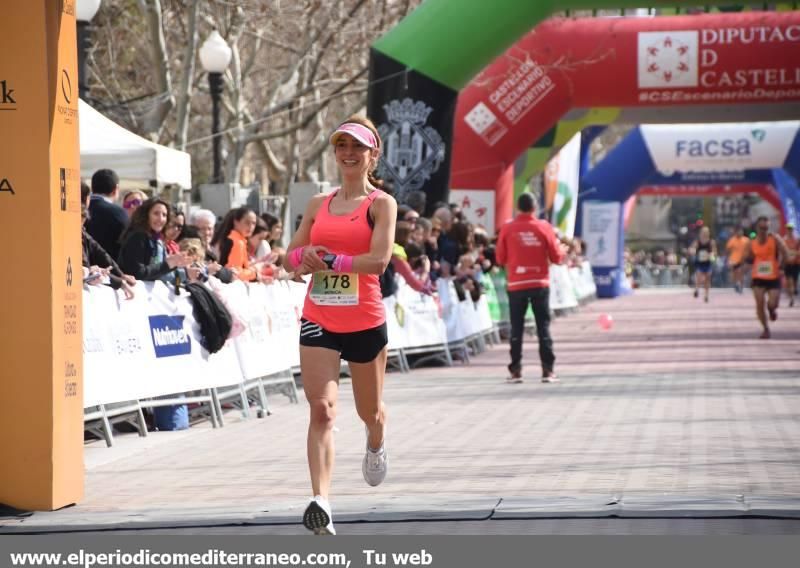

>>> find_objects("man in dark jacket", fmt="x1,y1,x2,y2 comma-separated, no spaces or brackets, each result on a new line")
85,169,128,260
81,182,135,298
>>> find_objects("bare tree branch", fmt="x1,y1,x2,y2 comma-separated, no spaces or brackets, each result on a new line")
137,0,175,137
175,0,201,151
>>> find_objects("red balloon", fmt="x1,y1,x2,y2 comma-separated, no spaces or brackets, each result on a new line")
598,313,613,330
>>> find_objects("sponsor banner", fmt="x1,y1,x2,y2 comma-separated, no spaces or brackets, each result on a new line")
547,132,581,238
148,315,191,358
641,121,799,173
367,50,457,213
449,189,496,234
582,201,621,268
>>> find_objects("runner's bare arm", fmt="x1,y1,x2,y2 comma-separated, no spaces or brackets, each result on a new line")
351,193,397,274
286,194,328,271
772,234,795,262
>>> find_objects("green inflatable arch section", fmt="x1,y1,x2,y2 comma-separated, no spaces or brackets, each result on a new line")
373,0,742,91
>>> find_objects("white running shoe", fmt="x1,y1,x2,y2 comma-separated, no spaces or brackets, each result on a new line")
303,496,336,535
362,427,388,487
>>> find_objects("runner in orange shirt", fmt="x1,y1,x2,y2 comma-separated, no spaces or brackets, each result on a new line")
745,216,794,339
725,226,750,294
782,222,799,307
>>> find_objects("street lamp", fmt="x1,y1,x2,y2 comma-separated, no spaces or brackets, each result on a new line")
76,0,102,101
199,31,232,184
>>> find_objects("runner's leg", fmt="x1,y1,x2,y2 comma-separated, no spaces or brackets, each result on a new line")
301,345,342,498
349,347,388,450
507,290,528,375
753,287,768,333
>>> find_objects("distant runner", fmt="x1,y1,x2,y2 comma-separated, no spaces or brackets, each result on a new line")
690,226,717,303
782,222,799,307
745,216,793,339
725,226,749,294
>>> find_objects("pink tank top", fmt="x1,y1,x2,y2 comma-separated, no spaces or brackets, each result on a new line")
302,189,385,333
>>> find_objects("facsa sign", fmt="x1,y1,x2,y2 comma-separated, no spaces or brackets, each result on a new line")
641,121,799,173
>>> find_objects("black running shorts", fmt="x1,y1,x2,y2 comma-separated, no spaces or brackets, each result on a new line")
299,319,388,363
785,265,800,280
752,278,781,290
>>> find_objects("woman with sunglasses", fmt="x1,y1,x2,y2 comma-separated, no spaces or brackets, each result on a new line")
163,210,185,255
286,116,396,536
122,190,146,218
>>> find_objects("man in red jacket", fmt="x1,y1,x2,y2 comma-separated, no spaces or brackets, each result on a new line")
495,193,565,383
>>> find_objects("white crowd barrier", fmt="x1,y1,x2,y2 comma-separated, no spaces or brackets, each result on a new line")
83,274,500,410
84,261,595,410
550,261,597,310
571,260,598,302
83,280,245,408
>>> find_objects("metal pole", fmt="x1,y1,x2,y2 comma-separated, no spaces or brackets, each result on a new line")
208,72,224,183
77,21,91,101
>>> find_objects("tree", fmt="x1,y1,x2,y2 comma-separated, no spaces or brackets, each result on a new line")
86,0,419,194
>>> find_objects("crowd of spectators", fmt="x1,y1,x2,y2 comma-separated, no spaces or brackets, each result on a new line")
80,168,295,300
82,169,588,310
84,172,599,329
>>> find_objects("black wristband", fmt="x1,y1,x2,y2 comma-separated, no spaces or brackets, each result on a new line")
322,253,337,270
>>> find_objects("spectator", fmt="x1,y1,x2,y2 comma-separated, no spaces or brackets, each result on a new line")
187,209,233,283
181,225,233,283
405,190,426,216
403,207,420,226
425,216,442,266
248,219,276,283
211,206,259,282
163,209,185,255
178,237,209,283
404,242,432,288
433,207,458,275
248,218,271,261
189,209,217,249
118,197,191,284
85,169,128,260
261,212,286,266
80,182,135,299
412,217,429,247
391,222,432,294
261,212,284,248
121,190,146,218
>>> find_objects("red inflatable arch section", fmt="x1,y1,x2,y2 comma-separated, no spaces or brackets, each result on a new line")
451,11,800,229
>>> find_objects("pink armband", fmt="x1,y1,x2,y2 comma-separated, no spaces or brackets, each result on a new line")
332,254,354,273
288,246,305,269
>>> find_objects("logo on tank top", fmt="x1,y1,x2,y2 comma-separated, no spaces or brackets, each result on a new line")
350,215,359,222
377,98,445,203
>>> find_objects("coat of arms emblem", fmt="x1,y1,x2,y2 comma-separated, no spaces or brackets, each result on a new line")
377,98,445,202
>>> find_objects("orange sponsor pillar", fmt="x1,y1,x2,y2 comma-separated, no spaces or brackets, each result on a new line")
0,1,83,510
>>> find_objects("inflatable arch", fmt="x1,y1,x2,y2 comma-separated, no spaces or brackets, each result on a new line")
452,11,800,229
367,1,800,223
579,121,800,298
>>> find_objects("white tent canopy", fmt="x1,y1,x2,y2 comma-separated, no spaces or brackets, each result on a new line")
79,99,192,188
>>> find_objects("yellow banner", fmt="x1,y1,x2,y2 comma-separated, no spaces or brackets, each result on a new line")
0,1,83,510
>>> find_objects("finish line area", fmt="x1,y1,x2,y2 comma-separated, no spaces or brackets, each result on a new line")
3,289,798,535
